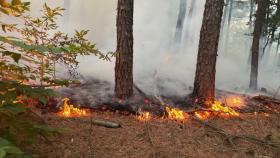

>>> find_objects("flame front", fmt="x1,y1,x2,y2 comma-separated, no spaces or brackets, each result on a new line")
166,107,185,120
194,111,211,120
195,101,239,120
60,98,87,117
137,112,151,121
225,96,244,108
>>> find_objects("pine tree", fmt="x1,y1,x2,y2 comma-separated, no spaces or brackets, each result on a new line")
115,0,134,99
249,0,268,90
192,0,224,106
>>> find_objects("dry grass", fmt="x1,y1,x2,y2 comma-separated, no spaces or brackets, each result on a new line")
24,110,280,158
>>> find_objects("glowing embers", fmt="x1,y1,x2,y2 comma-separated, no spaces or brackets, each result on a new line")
165,107,186,120
195,101,239,120
59,98,88,117
194,111,211,120
225,96,245,108
137,112,151,122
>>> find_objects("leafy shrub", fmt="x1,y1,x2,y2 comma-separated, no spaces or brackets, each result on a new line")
0,1,109,157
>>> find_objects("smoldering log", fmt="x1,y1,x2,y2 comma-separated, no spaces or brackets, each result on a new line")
91,119,121,128
69,118,121,128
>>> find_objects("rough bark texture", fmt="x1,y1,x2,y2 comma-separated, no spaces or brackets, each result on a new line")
192,0,224,106
174,0,187,43
249,0,267,90
115,0,134,99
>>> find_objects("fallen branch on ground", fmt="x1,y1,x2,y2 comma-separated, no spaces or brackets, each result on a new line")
69,118,121,128
191,116,280,150
91,119,122,128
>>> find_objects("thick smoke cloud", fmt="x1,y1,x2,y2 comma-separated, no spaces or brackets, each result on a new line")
26,0,280,96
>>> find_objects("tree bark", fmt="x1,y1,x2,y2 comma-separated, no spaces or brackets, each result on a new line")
115,0,134,99
192,0,224,106
174,0,187,43
249,0,268,90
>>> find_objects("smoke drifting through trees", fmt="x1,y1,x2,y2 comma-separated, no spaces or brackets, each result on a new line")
27,0,280,97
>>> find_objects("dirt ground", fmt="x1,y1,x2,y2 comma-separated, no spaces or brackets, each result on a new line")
25,111,280,158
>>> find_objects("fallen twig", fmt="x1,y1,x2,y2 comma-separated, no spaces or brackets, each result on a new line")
191,116,280,150
144,122,160,157
91,119,121,128
69,118,121,128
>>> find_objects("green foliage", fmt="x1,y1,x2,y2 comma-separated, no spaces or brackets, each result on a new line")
0,81,63,157
0,137,26,158
1,2,112,83
0,3,110,85
0,0,29,16
0,2,107,157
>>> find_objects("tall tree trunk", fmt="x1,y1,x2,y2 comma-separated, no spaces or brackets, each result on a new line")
174,0,187,43
187,0,195,21
249,0,255,27
192,0,224,106
223,0,233,52
275,32,280,67
63,0,70,30
115,0,134,99
221,0,230,28
249,0,268,90
184,0,196,43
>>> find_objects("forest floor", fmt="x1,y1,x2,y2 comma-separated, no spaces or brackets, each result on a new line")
25,110,280,158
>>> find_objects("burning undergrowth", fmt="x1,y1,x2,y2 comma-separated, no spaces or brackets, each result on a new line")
52,78,280,121
25,78,280,158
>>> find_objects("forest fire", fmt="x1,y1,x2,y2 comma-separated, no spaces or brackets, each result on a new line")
137,112,151,121
225,96,245,108
194,111,211,120
165,107,186,120
195,101,239,120
59,98,88,117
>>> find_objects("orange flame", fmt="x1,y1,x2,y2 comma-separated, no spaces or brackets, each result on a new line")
195,101,239,120
165,107,185,120
137,112,151,122
59,98,87,117
194,111,211,120
211,101,239,116
225,96,244,108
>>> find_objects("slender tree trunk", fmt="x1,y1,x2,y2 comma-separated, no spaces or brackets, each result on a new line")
249,0,268,90
64,0,70,30
249,0,255,26
184,0,196,43
221,0,230,28
223,0,233,52
192,0,224,106
174,0,187,43
275,32,280,67
115,0,134,99
187,0,195,21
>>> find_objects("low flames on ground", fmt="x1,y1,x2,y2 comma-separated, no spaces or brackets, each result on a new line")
194,100,240,120
59,98,88,117
57,95,244,122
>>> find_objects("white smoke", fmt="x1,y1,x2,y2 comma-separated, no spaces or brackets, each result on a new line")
25,0,280,96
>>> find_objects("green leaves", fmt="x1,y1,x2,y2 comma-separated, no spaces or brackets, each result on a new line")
0,0,30,16
2,103,27,114
1,51,21,63
0,137,24,158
